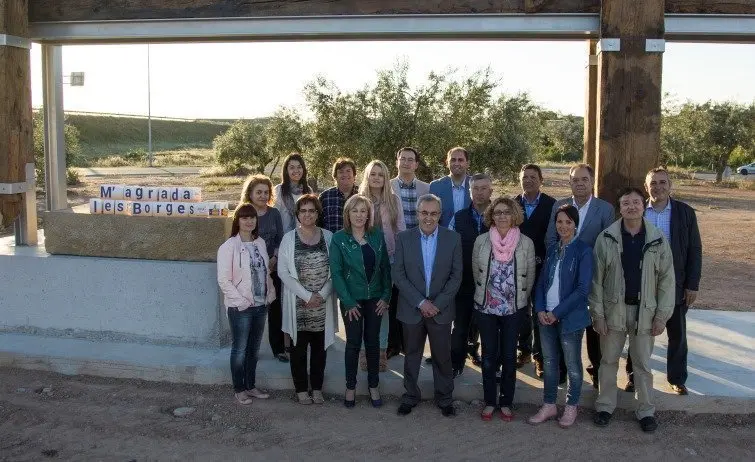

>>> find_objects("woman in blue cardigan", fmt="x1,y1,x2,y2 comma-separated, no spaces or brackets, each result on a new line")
529,204,593,428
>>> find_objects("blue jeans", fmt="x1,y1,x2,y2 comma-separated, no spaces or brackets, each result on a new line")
344,299,381,390
477,309,523,407
539,322,584,406
228,305,267,393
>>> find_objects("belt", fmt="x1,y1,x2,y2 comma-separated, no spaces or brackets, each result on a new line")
624,296,640,305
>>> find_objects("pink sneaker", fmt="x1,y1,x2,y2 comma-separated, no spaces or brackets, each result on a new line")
528,403,558,425
558,405,578,428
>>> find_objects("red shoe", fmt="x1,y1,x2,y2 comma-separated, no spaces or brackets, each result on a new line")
500,407,514,422
481,406,495,421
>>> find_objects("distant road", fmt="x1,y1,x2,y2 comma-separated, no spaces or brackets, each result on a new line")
74,166,203,177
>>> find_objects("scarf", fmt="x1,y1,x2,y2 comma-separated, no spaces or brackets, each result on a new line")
283,183,304,217
490,226,520,263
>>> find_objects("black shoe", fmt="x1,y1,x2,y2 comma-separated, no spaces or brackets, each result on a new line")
593,411,612,427
624,381,635,393
440,405,456,417
425,357,433,364
276,353,290,363
453,368,464,379
591,374,599,389
386,348,400,360
516,352,532,369
397,403,413,416
670,384,688,395
639,416,658,433
468,345,482,366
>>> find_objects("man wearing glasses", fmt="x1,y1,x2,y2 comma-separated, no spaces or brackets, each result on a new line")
393,194,462,418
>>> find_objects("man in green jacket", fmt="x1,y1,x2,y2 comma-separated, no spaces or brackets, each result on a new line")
590,187,675,433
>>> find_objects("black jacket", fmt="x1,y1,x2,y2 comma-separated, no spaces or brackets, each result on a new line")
453,204,489,294
515,192,556,271
667,199,703,305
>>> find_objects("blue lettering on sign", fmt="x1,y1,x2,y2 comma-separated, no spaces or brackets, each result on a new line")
182,190,192,200
116,202,125,213
132,202,142,214
189,205,195,214
100,186,115,198
143,203,152,214
103,201,113,213
177,204,185,214
147,189,157,200
135,187,144,200
165,203,173,216
158,189,169,200
171,188,180,201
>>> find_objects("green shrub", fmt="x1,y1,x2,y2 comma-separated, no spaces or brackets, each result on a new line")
213,120,271,173
32,111,82,186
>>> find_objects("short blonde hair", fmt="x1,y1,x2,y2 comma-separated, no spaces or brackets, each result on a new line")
484,196,524,228
342,194,373,233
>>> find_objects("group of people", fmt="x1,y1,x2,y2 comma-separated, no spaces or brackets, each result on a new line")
216,147,702,433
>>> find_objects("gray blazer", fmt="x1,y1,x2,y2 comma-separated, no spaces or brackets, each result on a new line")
545,196,615,249
392,226,462,325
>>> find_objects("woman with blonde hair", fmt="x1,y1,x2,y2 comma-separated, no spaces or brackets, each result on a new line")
358,160,405,370
240,174,287,362
472,196,536,421
329,194,392,408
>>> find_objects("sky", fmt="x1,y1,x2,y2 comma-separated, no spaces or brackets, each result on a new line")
29,41,755,120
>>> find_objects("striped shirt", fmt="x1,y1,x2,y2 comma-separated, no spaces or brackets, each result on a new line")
645,200,672,241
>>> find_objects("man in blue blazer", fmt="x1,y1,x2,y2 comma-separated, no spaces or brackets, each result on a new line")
545,163,615,387
429,147,471,228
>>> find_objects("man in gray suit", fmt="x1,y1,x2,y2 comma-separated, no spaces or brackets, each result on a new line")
393,194,463,417
545,163,615,386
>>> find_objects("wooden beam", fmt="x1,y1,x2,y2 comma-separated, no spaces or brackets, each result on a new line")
28,0,755,22
583,39,598,168
1,0,33,228
594,0,664,206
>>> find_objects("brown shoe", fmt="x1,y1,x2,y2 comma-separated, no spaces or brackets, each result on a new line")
534,360,544,378
670,384,688,395
379,349,388,372
516,352,532,369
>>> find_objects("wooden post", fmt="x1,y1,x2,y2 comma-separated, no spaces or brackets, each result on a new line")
0,0,33,228
594,0,664,205
583,39,598,168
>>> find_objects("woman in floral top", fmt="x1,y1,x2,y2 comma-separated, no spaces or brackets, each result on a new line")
472,196,536,421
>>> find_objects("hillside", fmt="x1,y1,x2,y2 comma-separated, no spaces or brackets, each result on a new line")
62,113,233,160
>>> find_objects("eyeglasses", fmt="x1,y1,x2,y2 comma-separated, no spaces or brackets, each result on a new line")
418,211,441,218
298,208,318,215
493,210,513,217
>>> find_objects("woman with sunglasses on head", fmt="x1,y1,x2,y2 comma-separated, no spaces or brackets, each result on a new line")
278,194,338,405
217,203,276,405
472,196,536,421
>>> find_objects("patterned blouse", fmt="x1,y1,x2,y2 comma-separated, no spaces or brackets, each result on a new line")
244,241,268,307
478,259,516,316
294,232,329,332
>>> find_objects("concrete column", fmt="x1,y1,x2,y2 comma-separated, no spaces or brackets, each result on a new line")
42,44,68,211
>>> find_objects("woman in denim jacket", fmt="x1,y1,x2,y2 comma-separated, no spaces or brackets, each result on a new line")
529,204,593,427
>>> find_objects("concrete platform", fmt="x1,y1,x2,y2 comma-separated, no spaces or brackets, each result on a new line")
1,310,752,415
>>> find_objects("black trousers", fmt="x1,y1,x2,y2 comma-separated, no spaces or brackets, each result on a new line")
289,330,327,393
518,267,542,357
584,325,602,380
387,285,404,354
267,272,285,355
451,290,480,370
627,302,688,385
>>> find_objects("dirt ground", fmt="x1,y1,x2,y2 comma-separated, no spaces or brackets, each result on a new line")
0,368,752,461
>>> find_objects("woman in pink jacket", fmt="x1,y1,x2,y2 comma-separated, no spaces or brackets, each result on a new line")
217,203,276,405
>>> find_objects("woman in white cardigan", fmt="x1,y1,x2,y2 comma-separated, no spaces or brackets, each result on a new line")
277,194,339,404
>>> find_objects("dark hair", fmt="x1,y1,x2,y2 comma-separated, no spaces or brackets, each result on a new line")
281,153,312,198
617,186,647,205
446,146,469,162
331,157,357,180
396,146,421,164
294,194,323,223
240,174,274,207
520,163,543,181
569,163,594,179
230,203,259,239
554,204,580,229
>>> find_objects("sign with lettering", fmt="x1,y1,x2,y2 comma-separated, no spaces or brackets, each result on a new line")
90,185,229,217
